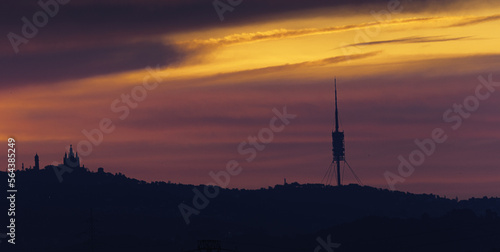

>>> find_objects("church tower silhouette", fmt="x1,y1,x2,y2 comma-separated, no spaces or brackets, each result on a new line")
34,153,40,171
63,144,80,168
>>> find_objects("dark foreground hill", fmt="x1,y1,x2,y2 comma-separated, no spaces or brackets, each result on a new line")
1,169,499,252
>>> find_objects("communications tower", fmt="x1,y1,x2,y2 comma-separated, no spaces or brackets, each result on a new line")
322,78,362,186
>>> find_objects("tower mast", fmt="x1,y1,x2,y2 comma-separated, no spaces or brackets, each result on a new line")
335,78,339,132
321,77,362,186
335,79,340,186
324,77,362,186
332,78,344,186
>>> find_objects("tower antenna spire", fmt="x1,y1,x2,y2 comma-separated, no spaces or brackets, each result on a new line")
334,77,339,132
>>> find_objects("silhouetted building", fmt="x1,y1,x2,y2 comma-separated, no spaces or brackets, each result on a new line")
63,144,80,168
34,153,40,171
98,167,104,174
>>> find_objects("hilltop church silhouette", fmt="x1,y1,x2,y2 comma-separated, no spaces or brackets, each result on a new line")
22,144,86,171
63,144,81,168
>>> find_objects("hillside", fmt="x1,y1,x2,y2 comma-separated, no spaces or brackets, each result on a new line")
1,169,499,252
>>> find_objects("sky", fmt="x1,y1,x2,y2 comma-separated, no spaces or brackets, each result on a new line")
1,0,500,199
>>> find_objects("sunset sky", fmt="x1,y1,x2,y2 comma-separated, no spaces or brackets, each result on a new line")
1,0,499,199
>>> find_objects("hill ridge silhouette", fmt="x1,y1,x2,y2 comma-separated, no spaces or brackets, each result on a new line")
1,168,499,252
